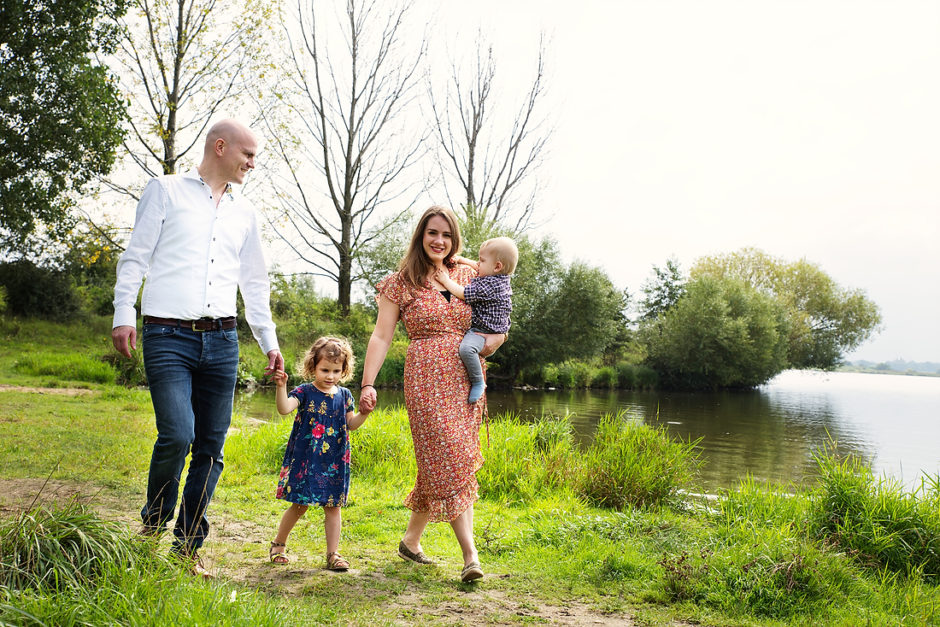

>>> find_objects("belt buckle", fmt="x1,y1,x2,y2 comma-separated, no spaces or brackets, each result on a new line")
191,320,206,332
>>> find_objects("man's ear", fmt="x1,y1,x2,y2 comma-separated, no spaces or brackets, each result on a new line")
214,138,226,156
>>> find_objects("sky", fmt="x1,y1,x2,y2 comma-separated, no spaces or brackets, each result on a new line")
420,0,940,363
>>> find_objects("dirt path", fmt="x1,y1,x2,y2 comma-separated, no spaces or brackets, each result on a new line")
0,385,95,396
0,478,659,626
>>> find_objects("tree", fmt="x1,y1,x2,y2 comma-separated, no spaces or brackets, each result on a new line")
638,257,685,321
641,276,790,389
259,0,426,314
491,238,625,383
691,248,882,369
0,0,126,249
427,37,551,233
108,0,275,188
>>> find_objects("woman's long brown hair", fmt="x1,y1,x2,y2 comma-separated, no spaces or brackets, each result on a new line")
398,205,462,290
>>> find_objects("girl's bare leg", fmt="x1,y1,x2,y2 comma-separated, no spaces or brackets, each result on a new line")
449,504,478,566
324,506,342,555
272,503,308,557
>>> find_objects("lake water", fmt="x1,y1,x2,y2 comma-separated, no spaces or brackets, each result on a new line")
235,370,940,492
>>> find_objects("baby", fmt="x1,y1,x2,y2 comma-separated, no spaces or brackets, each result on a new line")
435,236,517,403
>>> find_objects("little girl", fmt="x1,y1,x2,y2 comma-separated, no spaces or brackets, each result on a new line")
268,336,371,571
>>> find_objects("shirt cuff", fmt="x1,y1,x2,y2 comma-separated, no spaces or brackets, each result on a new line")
112,307,138,329
257,328,280,356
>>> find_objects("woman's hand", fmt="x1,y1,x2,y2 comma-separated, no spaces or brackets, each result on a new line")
359,385,377,412
478,332,507,357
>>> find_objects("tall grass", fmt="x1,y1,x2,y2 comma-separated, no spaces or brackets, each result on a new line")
0,504,286,626
0,500,140,591
477,413,577,502
577,412,702,509
812,450,940,580
13,353,116,384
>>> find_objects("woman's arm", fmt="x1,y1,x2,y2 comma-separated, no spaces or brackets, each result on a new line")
478,332,507,357
358,294,400,412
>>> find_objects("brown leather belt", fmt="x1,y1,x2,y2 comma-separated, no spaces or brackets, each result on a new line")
143,316,236,331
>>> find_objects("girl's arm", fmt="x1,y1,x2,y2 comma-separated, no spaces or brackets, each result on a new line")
433,267,466,300
273,370,300,415
347,408,370,431
359,294,400,412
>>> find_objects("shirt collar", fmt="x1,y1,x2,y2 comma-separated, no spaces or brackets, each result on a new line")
185,168,234,198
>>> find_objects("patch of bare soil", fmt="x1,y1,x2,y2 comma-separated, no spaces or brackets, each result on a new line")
0,385,95,396
0,480,695,626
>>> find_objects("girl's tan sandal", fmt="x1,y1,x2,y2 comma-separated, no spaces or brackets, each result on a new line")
269,541,289,564
326,551,350,571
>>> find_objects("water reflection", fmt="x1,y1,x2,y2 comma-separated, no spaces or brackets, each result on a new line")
235,371,940,492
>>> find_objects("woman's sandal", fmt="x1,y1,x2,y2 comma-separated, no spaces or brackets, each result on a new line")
326,551,349,571
269,541,289,565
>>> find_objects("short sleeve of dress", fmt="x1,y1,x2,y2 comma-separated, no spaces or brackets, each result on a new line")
287,384,307,404
342,387,355,413
376,272,414,309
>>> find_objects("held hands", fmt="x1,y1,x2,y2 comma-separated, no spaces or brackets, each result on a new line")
271,368,289,388
265,350,284,378
359,385,377,413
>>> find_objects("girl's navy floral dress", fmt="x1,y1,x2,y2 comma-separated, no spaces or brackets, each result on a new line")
276,384,354,507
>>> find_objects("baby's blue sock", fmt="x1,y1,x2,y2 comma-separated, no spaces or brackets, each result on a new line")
468,381,486,404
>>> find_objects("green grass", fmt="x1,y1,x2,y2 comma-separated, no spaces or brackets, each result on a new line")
1,316,939,625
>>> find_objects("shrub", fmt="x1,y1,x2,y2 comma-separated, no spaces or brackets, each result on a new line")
0,260,80,320
542,364,559,387
593,366,618,389
101,349,146,387
615,362,636,389
634,365,659,389
577,412,701,509
555,361,593,388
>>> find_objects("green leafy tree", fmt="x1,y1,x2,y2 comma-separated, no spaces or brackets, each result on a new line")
0,0,126,248
493,237,625,383
110,0,275,183
639,257,685,321
641,276,790,389
691,248,882,369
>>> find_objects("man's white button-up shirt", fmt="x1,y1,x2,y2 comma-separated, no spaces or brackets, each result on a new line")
112,169,279,354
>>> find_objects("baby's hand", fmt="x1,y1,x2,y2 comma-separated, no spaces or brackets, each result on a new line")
272,369,289,387
434,267,447,281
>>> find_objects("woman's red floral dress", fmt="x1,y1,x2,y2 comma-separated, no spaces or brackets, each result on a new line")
377,264,485,522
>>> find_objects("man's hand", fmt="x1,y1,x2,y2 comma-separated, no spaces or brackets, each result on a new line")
265,350,284,377
111,325,137,359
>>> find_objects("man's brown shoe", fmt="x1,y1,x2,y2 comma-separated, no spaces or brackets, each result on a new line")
171,548,213,579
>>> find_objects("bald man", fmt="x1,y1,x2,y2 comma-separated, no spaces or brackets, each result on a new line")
112,120,283,576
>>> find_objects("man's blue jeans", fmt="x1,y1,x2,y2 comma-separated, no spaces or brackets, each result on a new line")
141,323,239,552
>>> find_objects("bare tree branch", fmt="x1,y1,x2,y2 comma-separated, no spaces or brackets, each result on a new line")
427,33,552,235
256,0,427,314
